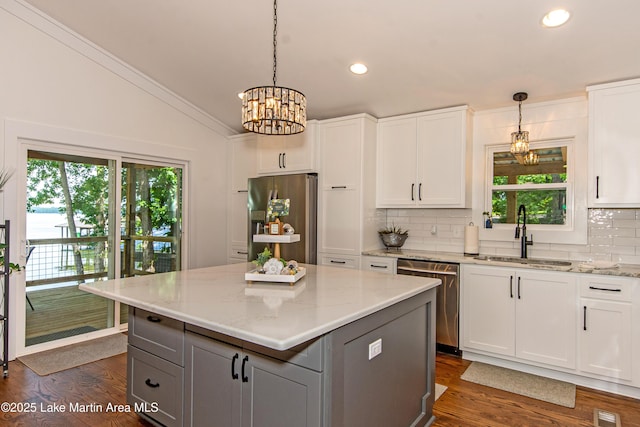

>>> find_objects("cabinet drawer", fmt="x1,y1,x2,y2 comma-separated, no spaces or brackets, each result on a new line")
127,345,184,427
579,275,635,302
129,307,185,365
319,254,360,269
361,256,396,274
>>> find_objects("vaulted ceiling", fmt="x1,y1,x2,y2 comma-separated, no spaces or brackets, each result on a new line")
23,0,640,134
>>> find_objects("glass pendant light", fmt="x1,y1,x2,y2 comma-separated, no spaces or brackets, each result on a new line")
241,0,306,135
510,92,529,157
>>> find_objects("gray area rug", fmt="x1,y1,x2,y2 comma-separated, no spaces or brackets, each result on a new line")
18,333,127,376
461,362,576,408
435,383,447,401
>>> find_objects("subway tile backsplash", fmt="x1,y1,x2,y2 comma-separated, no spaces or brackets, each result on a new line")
383,208,640,265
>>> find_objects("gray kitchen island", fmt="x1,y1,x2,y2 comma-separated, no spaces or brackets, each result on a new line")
80,263,440,427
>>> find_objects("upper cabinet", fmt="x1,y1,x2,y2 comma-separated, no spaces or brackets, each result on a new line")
256,121,317,175
588,79,640,207
376,106,472,208
317,115,379,259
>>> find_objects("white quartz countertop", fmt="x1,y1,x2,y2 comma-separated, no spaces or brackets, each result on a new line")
79,263,440,351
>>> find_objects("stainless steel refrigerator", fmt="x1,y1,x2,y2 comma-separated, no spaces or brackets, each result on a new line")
247,173,317,264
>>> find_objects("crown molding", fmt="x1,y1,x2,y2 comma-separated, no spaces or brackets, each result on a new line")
1,0,236,137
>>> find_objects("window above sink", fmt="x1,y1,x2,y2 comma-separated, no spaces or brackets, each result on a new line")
487,139,573,229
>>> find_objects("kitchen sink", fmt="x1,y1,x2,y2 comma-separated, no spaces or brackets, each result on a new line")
473,255,573,267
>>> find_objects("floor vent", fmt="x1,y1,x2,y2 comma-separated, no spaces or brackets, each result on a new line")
594,409,621,427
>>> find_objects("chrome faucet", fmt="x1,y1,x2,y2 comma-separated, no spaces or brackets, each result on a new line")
515,204,533,258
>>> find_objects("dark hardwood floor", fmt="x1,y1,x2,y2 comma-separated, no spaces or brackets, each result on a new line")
0,351,638,426
434,353,640,427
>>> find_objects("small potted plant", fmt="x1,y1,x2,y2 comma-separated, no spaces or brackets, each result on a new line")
378,224,409,250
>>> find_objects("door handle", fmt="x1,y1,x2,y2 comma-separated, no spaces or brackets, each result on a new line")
509,276,513,298
241,355,249,382
146,315,162,323
596,176,600,199
411,183,415,201
278,153,283,168
418,183,422,201
583,306,587,331
145,378,160,388
231,353,239,379
282,152,286,168
517,276,521,299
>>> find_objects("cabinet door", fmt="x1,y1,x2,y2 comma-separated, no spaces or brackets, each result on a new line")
230,191,249,250
579,299,632,380
230,134,257,192
589,82,640,206
319,119,361,189
242,349,322,427
376,117,417,207
461,265,515,356
515,270,577,369
184,332,242,427
256,123,316,174
318,187,359,254
416,110,468,207
256,135,286,174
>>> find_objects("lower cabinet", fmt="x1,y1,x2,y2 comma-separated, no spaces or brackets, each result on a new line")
184,331,322,427
461,265,577,369
578,275,633,381
127,307,185,427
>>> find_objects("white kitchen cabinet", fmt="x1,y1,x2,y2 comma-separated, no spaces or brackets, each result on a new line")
227,134,257,263
376,106,472,208
361,256,396,274
588,78,640,207
256,121,317,175
461,264,577,369
317,115,380,265
578,275,634,381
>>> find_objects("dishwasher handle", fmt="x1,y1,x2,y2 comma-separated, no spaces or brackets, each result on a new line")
396,266,458,276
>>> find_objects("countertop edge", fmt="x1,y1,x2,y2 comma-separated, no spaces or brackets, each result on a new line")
363,249,640,278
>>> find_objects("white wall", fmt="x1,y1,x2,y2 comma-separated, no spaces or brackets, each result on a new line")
0,2,232,357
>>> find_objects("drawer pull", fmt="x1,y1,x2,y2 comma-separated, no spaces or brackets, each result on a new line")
241,355,249,383
145,378,160,388
330,260,346,264
231,353,239,380
146,316,162,323
588,286,622,292
331,185,347,189
370,264,388,269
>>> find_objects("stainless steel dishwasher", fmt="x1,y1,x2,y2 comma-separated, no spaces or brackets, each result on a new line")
396,259,460,355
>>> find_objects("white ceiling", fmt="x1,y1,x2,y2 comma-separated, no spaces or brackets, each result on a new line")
23,0,640,134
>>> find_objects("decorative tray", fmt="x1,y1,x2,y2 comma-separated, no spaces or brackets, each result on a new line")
245,266,306,284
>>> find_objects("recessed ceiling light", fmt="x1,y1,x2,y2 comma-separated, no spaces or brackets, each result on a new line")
542,9,570,27
349,63,368,75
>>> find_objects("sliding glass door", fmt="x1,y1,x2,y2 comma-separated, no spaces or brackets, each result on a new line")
25,151,183,345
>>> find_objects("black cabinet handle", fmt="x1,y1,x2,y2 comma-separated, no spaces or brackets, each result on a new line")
583,306,587,331
241,355,249,382
282,153,286,168
418,183,422,201
331,185,347,189
370,264,388,269
145,378,160,388
278,153,283,168
411,183,415,201
146,316,162,323
330,260,346,264
517,276,521,299
509,276,513,298
596,176,600,199
231,353,239,379
588,286,621,292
